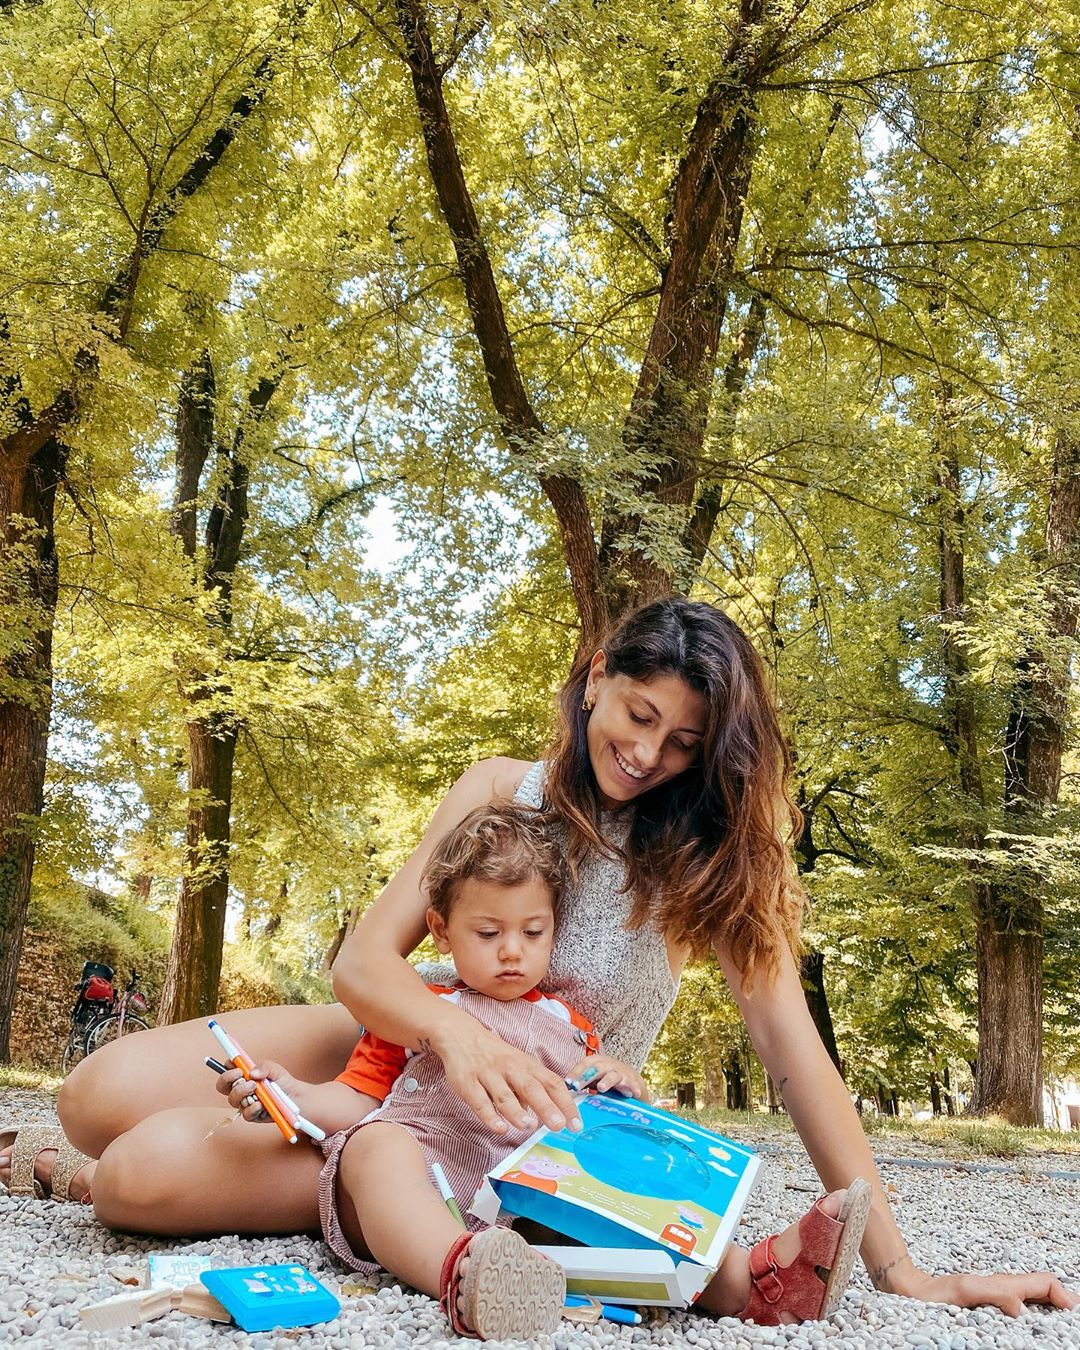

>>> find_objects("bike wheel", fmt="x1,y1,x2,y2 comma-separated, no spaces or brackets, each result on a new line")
61,1031,89,1075
86,1014,151,1055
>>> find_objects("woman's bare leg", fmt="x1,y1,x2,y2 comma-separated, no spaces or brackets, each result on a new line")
59,1003,359,1157
91,1107,326,1235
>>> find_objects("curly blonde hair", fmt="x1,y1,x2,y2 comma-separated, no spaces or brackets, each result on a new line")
423,803,566,920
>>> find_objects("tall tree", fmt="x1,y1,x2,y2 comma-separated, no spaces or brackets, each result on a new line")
0,3,299,1058
158,353,286,1024
373,0,866,647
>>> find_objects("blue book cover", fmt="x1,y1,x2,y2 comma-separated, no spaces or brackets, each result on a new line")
486,1094,759,1272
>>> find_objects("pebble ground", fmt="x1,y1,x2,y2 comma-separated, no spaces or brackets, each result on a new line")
2,1087,1078,1349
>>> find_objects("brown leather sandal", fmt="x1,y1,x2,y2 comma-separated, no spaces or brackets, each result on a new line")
2,1125,94,1204
439,1226,565,1340
739,1178,871,1325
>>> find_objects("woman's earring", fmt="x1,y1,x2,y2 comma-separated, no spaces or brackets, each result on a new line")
582,690,595,712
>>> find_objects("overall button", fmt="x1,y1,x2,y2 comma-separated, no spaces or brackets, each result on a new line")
402,1077,420,1093
574,1028,589,1045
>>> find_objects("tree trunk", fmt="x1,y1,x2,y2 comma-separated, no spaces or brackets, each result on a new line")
765,1072,782,1114
159,716,238,1022
970,428,1080,1123
0,39,287,1050
929,1070,942,1116
942,1064,956,1116
157,355,279,1025
799,950,844,1079
676,1081,697,1109
699,1035,725,1108
387,0,846,641
935,430,1046,1123
724,1050,748,1111
0,435,65,1060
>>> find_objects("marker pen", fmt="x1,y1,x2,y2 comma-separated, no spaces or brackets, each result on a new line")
207,1021,326,1143
430,1161,465,1226
208,1019,297,1145
564,1295,642,1326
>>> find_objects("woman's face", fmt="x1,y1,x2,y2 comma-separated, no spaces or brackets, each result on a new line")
583,653,707,809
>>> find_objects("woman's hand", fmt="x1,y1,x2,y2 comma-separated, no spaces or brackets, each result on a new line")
217,1059,303,1123
566,1054,650,1100
434,1021,582,1136
888,1259,1077,1316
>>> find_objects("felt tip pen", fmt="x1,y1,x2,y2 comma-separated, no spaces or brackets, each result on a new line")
430,1161,465,1226
258,1076,326,1144
207,1019,298,1145
564,1295,642,1326
203,1054,324,1141
206,1022,326,1142
564,1065,599,1092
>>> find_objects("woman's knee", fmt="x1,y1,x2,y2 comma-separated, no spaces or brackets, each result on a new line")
58,1050,123,1157
90,1115,213,1233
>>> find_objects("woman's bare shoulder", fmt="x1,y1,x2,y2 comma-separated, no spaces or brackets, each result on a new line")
460,756,535,804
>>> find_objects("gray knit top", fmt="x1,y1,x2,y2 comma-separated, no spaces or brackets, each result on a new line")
515,761,680,1069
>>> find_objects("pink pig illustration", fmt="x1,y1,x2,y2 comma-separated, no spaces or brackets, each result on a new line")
502,1157,581,1195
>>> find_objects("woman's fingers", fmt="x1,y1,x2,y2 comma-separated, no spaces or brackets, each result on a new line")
1000,1272,1077,1312
923,1271,1078,1316
512,1070,581,1133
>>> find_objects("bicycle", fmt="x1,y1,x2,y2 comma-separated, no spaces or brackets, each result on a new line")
62,962,152,1074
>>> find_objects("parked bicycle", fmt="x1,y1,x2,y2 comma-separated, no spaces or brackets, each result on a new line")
62,962,152,1074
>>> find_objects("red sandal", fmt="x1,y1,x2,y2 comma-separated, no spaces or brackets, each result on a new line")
739,1178,872,1325
439,1225,565,1340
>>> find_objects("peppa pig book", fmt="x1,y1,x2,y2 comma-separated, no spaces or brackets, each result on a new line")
471,1093,760,1306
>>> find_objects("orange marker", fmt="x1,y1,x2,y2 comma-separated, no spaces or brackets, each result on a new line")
208,1019,297,1144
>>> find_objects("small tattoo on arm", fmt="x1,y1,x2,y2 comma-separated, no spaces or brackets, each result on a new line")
871,1257,903,1290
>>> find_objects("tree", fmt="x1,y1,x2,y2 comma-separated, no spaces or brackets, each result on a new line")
0,0,306,1057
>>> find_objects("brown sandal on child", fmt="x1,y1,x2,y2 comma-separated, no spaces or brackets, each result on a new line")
440,1226,565,1340
2,1125,95,1204
738,1178,872,1325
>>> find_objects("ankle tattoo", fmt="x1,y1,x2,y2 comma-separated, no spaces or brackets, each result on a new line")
870,1256,903,1290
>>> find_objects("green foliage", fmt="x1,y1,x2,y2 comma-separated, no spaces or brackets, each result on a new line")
3,0,1079,1097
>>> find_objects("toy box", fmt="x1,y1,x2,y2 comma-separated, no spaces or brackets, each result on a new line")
199,1264,340,1332
473,1094,759,1306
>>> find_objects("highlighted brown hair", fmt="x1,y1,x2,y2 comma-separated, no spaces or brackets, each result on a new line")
544,597,804,987
423,803,566,920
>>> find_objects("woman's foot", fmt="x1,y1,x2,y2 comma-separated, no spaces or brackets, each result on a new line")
0,1127,95,1203
697,1181,871,1324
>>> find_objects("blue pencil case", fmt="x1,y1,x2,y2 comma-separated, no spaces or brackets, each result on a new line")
200,1264,340,1332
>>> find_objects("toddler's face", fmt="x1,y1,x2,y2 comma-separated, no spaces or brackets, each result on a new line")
427,876,555,1000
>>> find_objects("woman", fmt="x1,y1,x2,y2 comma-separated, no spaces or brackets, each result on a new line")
4,598,1074,1321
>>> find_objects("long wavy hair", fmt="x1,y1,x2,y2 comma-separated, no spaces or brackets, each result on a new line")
544,597,804,987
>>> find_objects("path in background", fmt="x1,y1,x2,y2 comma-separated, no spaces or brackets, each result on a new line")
2,1088,1078,1348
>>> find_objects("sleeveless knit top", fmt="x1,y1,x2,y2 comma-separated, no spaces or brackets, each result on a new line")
421,762,680,1069
514,762,679,1069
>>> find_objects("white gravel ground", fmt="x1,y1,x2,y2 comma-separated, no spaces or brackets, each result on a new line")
2,1088,1079,1349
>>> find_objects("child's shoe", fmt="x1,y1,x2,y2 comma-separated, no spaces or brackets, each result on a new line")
440,1225,565,1340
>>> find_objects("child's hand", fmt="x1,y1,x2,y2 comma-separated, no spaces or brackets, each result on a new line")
217,1059,303,1122
565,1055,650,1100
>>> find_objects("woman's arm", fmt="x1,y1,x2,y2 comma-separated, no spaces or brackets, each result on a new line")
715,939,1077,1316
331,758,580,1138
